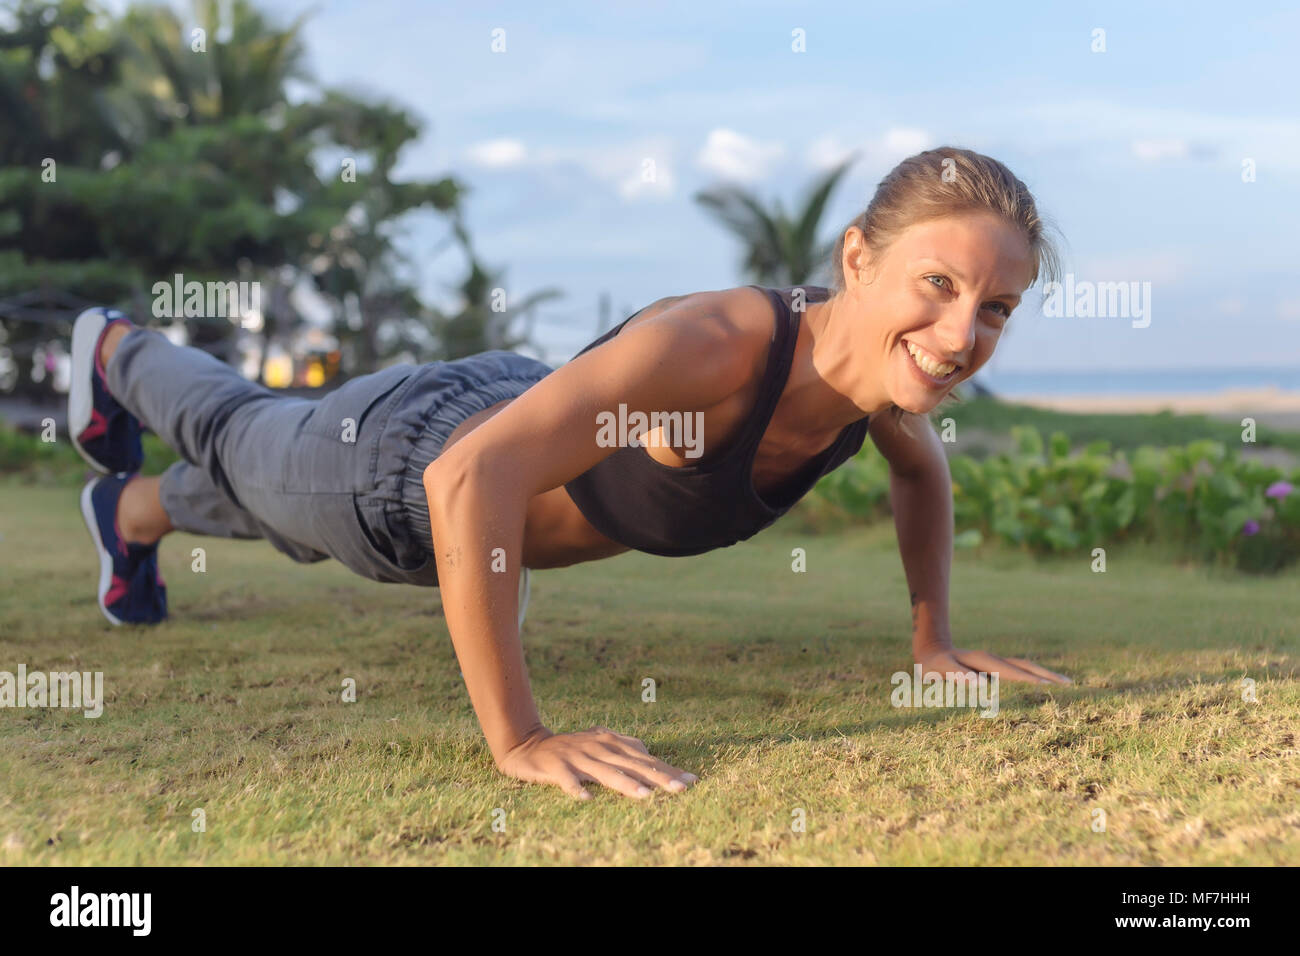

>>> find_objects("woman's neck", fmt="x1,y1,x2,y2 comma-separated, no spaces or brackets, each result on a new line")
778,294,889,438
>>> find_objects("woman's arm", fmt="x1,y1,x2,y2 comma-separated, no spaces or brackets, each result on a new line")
884,420,955,659
422,290,763,799
870,411,1072,685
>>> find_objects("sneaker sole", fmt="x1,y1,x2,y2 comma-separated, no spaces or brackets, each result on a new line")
80,478,124,626
69,309,111,475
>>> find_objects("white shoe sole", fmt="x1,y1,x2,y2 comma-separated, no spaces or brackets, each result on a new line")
80,478,123,626
518,566,531,628
68,308,111,475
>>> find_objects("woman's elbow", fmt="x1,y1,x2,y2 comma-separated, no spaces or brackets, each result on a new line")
423,452,480,521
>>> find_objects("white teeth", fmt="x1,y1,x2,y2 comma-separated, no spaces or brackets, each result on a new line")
906,341,956,377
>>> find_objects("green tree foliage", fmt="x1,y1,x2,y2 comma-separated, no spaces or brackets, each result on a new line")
0,0,539,374
693,155,857,287
422,217,562,361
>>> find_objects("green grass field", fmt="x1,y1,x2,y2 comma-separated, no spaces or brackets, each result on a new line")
2,485,1298,865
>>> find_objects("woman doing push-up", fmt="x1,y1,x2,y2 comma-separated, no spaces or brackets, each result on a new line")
69,146,1071,802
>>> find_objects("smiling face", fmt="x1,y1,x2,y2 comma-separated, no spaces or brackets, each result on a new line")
839,211,1035,414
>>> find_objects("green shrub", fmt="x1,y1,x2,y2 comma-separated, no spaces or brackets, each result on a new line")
0,422,178,486
807,425,1300,573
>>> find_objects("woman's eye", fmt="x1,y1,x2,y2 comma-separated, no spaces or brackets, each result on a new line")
925,275,1010,318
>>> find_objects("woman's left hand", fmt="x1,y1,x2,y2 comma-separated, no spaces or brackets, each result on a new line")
914,645,1072,685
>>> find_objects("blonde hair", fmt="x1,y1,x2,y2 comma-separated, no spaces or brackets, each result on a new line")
829,145,1062,432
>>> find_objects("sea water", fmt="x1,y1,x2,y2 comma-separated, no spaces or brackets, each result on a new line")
975,366,1300,397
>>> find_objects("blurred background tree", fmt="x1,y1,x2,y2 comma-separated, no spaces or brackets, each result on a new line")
0,0,552,399
424,216,563,361
693,155,857,287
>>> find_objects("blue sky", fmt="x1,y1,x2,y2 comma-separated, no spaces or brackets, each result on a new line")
254,0,1300,374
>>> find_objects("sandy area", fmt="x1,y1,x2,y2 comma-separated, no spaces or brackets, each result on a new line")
1009,386,1300,433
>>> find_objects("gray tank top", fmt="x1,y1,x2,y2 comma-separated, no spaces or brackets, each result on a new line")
562,285,872,556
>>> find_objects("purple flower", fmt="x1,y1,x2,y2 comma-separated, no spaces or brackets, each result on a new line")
1242,519,1260,536
1264,481,1293,500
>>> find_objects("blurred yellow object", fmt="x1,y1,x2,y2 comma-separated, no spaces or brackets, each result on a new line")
306,361,325,387
263,354,293,388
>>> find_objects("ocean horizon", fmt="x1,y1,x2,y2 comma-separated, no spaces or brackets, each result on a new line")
975,367,1300,397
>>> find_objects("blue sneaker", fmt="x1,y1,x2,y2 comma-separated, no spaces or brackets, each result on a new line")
69,308,143,475
80,474,167,625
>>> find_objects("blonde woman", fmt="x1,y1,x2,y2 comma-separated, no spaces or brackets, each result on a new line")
72,146,1071,802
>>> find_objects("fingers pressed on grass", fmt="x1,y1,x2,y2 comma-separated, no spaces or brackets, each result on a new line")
555,765,592,801
989,658,1060,684
571,756,655,799
944,664,981,682
1005,657,1072,684
593,743,693,792
583,727,651,755
924,654,977,682
957,651,1044,684
918,653,955,672
994,665,1045,684
994,665,1050,684
601,730,651,755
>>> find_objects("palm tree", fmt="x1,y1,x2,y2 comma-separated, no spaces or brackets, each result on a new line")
120,0,310,133
424,217,562,361
693,155,858,286
116,1,469,377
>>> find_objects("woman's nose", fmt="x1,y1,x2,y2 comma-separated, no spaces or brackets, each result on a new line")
936,306,978,356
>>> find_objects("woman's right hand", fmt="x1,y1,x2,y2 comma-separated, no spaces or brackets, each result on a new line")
497,726,699,800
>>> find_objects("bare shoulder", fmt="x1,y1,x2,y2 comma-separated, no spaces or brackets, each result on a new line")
426,286,776,499
622,286,776,376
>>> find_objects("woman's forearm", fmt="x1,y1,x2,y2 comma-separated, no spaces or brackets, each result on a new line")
423,457,547,765
888,454,955,659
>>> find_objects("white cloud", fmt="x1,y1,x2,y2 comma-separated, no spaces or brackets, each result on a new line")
617,160,676,201
441,135,685,204
1013,99,1300,169
463,138,528,168
695,128,785,183
805,134,857,171
881,127,932,158
1278,299,1300,321
533,138,678,202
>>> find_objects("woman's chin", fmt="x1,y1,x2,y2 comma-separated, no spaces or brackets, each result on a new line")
890,389,943,416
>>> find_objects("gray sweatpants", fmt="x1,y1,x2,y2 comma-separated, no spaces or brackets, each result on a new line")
107,327,554,586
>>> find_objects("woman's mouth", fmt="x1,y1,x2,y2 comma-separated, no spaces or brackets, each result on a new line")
902,339,961,387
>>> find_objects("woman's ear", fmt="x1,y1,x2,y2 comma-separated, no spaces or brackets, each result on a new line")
841,227,877,289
